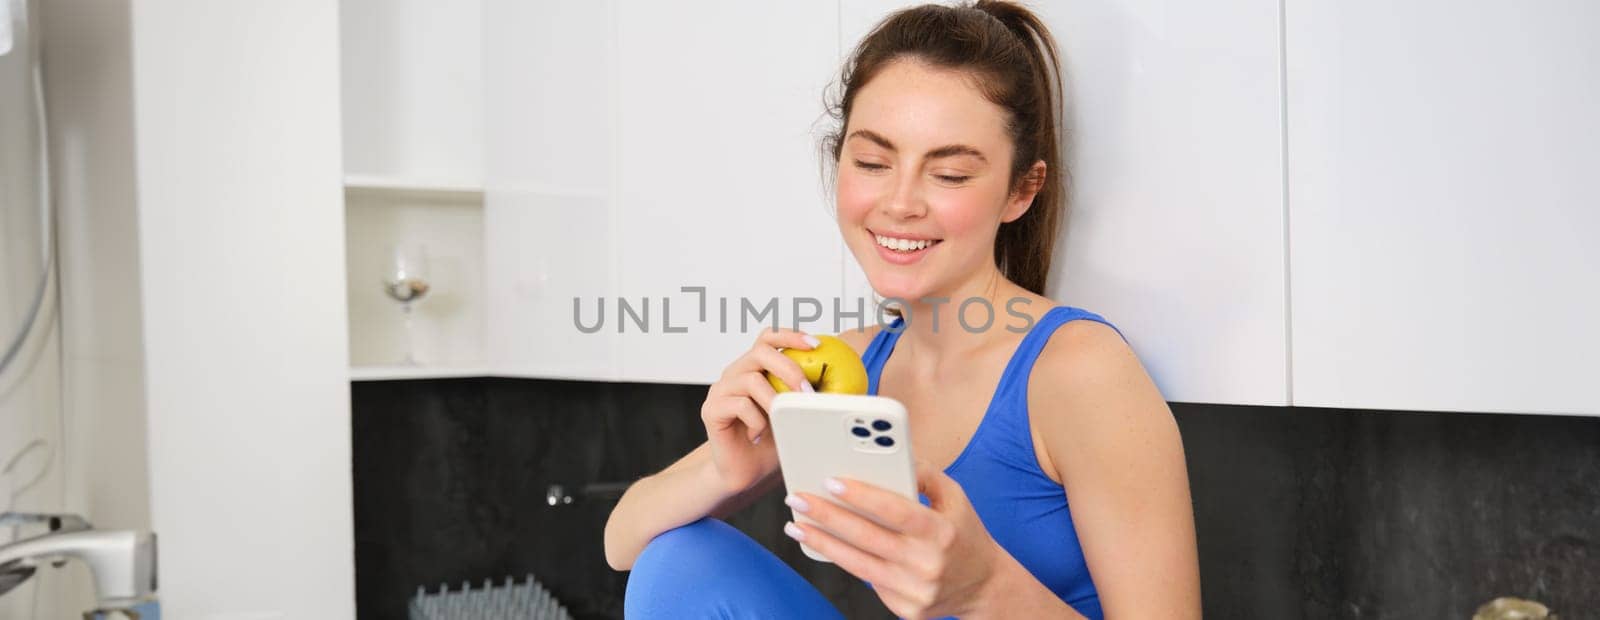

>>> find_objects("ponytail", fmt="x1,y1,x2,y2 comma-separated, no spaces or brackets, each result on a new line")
972,1,1064,295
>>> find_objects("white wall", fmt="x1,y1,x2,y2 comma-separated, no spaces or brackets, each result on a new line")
42,0,152,616
1,0,73,617
0,285,66,620
35,1,356,616
130,1,354,617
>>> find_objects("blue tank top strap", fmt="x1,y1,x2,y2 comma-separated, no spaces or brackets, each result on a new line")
860,316,905,396
861,306,1124,398
943,306,1123,476
862,306,1128,474
989,306,1126,403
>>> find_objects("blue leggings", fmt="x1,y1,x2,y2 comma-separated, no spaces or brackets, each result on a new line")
624,518,846,619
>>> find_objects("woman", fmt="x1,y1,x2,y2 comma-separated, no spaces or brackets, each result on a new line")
604,2,1201,617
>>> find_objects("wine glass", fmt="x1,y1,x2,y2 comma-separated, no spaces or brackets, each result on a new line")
383,243,432,365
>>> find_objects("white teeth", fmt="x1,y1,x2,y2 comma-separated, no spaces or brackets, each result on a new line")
874,234,935,252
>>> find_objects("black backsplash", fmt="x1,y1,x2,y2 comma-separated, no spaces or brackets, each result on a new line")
352,378,1598,619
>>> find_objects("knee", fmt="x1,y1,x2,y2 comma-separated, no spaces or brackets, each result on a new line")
626,519,841,620
625,519,742,617
631,518,732,577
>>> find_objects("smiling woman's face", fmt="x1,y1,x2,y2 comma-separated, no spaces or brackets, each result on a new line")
837,58,1037,305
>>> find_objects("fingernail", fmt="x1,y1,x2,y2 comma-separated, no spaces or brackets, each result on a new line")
783,521,806,541
785,494,810,513
803,335,821,348
824,477,846,495
751,432,762,445
800,381,815,393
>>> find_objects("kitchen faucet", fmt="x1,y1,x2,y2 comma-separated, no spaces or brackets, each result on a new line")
0,512,157,615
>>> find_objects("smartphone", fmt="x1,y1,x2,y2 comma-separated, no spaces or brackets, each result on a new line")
769,391,918,562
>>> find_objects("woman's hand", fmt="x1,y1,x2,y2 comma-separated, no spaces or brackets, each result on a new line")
781,461,1013,620
701,327,817,496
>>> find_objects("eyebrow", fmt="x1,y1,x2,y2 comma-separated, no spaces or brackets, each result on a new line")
847,129,989,164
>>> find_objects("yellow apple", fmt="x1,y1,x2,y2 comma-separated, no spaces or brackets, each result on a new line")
766,334,870,395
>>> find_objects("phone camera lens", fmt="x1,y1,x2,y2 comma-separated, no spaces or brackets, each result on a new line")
874,436,895,447
871,420,892,432
851,426,871,438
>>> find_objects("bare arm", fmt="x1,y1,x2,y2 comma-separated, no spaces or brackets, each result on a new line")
603,327,825,571
603,441,782,570
1034,320,1202,617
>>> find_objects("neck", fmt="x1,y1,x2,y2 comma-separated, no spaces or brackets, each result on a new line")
891,265,1042,360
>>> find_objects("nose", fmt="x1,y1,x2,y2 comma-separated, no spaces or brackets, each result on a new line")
880,168,927,220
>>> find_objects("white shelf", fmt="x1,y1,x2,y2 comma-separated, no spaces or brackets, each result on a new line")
343,174,484,202
349,365,492,381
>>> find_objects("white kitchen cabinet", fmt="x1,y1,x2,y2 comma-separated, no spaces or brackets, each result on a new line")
480,1,1596,417
1285,0,1600,415
842,1,1291,406
612,1,845,384
476,0,614,380
340,0,483,183
483,1,845,384
341,0,488,374
483,0,617,381
132,1,354,614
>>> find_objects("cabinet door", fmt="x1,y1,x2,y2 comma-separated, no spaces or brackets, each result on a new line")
843,1,1290,406
484,0,617,380
1286,0,1600,415
613,2,845,384
341,0,482,182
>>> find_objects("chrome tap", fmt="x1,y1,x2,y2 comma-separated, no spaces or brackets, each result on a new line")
0,512,157,609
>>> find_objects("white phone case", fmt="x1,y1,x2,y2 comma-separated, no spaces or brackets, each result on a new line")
769,391,918,562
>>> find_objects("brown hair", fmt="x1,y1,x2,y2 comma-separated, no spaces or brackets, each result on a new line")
821,0,1066,298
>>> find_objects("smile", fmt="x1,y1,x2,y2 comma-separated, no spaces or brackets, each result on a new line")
872,231,943,253
868,229,942,265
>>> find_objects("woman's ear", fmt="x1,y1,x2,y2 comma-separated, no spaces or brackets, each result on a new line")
1002,160,1048,223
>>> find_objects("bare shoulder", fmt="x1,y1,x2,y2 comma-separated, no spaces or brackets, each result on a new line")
1028,318,1201,616
1037,319,1149,393
1030,317,1176,460
831,323,884,358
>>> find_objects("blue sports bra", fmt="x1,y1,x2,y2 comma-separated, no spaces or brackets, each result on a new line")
860,305,1127,620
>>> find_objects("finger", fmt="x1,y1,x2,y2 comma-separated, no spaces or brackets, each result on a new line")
789,491,907,561
720,348,766,380
827,475,940,538
703,395,768,442
915,460,966,512
785,520,919,598
757,326,819,351
740,371,780,414
729,396,768,442
720,329,815,379
747,345,809,393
